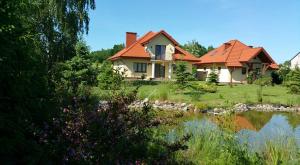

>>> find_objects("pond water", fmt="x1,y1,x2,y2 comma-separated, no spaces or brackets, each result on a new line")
167,111,300,151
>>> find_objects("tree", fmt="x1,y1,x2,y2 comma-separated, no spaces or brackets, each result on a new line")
36,0,96,70
285,67,300,94
0,0,95,163
175,62,191,88
97,61,125,90
207,69,219,84
89,44,125,63
278,61,291,82
51,41,98,99
182,40,214,57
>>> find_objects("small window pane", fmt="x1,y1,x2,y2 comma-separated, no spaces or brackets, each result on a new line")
242,67,246,75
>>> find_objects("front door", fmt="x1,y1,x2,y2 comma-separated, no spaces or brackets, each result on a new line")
155,64,165,78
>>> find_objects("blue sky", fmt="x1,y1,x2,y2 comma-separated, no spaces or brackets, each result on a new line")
84,0,300,63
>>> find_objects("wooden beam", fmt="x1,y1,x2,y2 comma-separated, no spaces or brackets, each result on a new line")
229,67,234,88
261,63,270,75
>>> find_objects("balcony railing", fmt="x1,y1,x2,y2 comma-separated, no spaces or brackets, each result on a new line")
154,54,165,60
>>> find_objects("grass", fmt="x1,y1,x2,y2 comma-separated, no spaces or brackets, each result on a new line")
137,81,300,107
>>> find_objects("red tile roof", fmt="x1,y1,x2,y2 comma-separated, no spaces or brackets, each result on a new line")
108,31,155,60
173,46,200,62
196,40,278,69
108,30,198,62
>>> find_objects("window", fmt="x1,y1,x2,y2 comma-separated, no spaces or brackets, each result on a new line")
218,67,221,74
133,63,147,73
242,67,246,75
155,45,166,60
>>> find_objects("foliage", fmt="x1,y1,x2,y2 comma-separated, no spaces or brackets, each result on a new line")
182,40,214,57
278,61,291,82
97,61,125,90
0,0,95,163
191,82,217,93
285,67,300,94
51,41,98,99
195,102,209,111
89,44,124,63
45,87,159,163
253,76,272,103
48,70,187,163
175,62,191,88
271,71,283,85
207,69,219,84
253,76,272,86
247,70,260,84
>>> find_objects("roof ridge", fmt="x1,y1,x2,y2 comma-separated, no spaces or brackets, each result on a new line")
225,40,237,62
290,51,300,61
141,30,179,46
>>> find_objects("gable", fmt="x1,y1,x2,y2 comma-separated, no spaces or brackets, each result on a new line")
109,30,199,62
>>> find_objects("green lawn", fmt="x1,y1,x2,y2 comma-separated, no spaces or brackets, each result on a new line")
137,82,300,107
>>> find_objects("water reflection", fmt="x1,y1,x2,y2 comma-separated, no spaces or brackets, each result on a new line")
173,111,300,151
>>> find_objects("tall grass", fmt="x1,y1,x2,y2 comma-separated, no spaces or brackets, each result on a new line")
162,116,300,164
138,82,173,101
262,137,300,164
167,119,260,164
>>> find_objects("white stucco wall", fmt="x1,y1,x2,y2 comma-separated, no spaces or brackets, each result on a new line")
112,33,195,80
196,59,273,83
291,53,300,69
197,66,244,83
113,59,152,79
145,34,175,61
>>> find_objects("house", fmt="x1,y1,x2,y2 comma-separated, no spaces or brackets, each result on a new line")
108,30,199,80
195,40,278,83
290,52,300,69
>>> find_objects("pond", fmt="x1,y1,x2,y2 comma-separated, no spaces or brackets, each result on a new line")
166,111,300,152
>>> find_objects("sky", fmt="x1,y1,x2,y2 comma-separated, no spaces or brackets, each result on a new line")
84,0,300,63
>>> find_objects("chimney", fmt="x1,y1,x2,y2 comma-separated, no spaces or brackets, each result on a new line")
224,42,231,49
126,32,137,48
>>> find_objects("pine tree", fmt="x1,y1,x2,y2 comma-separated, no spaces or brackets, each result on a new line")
207,69,219,84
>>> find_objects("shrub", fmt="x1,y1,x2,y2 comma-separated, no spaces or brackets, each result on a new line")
253,76,272,86
207,69,219,84
141,74,146,80
271,71,283,85
175,62,191,88
195,102,209,111
285,67,300,94
191,82,217,93
97,61,124,90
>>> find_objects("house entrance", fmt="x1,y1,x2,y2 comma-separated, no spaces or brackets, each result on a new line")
154,64,165,78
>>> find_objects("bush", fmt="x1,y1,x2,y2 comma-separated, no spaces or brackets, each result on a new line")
253,76,272,86
191,82,217,93
207,69,219,84
285,68,300,94
98,61,124,90
195,102,209,111
175,62,191,88
271,71,283,85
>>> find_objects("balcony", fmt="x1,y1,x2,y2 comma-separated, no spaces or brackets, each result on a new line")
154,54,165,60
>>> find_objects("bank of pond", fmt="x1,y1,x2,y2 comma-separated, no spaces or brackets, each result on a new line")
156,110,300,164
